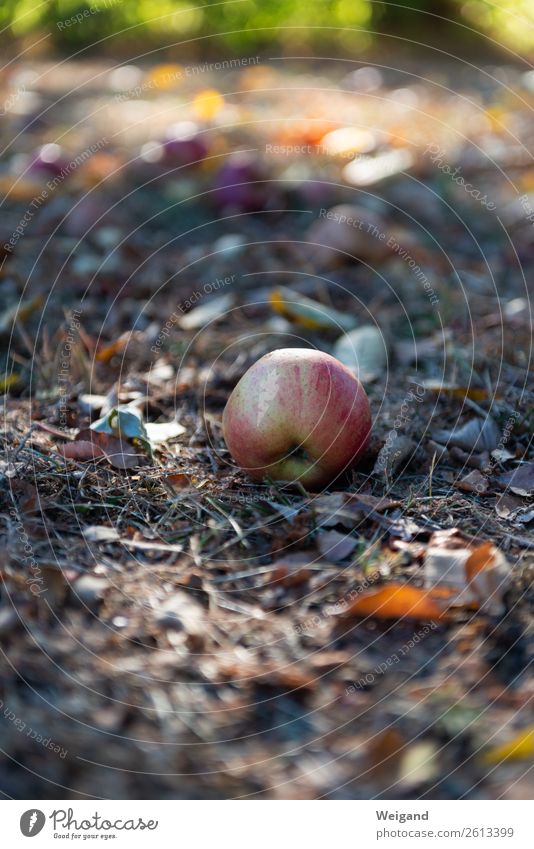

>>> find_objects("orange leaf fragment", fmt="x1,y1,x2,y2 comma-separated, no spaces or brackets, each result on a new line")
342,583,445,621
465,541,498,581
164,473,193,490
464,541,509,613
95,332,131,363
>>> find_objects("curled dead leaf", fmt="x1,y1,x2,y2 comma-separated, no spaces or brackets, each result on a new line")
434,417,500,452
497,461,534,497
58,440,106,461
58,429,147,469
317,529,358,562
454,469,490,495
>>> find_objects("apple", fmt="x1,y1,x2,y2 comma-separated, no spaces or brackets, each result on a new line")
222,348,371,489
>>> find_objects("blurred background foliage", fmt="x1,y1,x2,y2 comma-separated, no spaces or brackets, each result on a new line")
0,0,532,57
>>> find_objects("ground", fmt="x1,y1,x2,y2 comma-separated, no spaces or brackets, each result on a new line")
0,56,533,799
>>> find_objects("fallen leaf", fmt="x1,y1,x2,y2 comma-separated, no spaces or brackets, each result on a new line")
373,434,415,479
491,448,516,464
454,469,490,494
434,417,500,452
352,493,403,512
144,420,186,444
270,553,312,587
59,429,147,469
421,379,490,402
465,542,509,612
317,529,358,562
340,583,445,621
95,331,133,363
495,493,523,518
58,440,106,461
72,575,111,608
332,325,388,382
78,394,108,414
11,480,40,513
163,472,194,490
495,493,534,523
33,421,74,440
312,492,395,529
82,526,120,543
482,725,534,765
270,286,356,332
178,293,234,329
497,461,534,497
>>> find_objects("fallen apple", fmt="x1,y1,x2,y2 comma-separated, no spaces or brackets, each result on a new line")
222,348,371,489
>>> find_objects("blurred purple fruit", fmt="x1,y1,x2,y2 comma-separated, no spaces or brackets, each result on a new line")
212,153,266,213
138,123,207,176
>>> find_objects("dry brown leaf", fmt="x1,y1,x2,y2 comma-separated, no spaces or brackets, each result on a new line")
373,434,415,479
354,494,403,512
163,472,194,490
59,429,146,469
10,480,41,514
58,440,106,461
33,421,75,440
312,492,400,530
497,461,534,497
434,417,500,452
270,554,312,587
454,469,490,494
317,529,358,562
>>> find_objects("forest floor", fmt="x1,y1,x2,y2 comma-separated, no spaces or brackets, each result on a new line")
0,55,533,799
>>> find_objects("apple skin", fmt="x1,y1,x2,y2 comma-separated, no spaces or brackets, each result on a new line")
222,348,371,489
